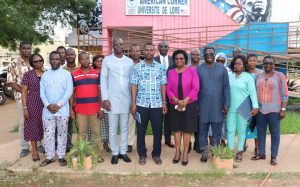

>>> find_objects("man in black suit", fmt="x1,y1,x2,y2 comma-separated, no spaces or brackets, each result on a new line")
154,41,175,148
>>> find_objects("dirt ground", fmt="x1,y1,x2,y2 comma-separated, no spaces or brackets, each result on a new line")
1,97,300,186
1,170,300,186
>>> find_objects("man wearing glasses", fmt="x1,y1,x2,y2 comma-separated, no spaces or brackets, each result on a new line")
154,41,175,148
197,46,230,162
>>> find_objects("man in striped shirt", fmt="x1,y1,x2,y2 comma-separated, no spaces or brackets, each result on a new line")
71,52,103,162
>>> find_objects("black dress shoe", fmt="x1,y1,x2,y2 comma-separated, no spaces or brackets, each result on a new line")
165,141,175,148
37,145,45,154
270,157,278,166
139,157,146,165
59,158,67,166
20,149,29,158
111,155,118,165
40,159,55,167
127,145,133,153
153,156,162,165
118,154,132,162
200,152,208,163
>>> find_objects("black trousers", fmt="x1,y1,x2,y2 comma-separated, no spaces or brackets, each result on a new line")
136,106,163,158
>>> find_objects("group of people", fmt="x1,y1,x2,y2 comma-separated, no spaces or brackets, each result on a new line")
7,38,288,168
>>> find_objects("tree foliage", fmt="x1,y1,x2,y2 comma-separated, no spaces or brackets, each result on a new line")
0,0,95,50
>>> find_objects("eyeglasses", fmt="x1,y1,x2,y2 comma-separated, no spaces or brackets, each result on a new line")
159,46,168,49
175,57,185,60
33,59,43,64
263,62,274,66
216,59,225,63
234,62,244,66
204,53,214,57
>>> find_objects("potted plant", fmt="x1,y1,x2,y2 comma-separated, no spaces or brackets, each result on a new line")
211,146,234,170
66,139,98,170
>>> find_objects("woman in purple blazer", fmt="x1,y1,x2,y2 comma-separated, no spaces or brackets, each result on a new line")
167,49,200,166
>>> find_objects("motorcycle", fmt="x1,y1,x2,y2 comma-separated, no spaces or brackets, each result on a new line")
0,77,6,105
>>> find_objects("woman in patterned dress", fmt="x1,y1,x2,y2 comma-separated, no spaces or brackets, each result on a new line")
21,54,44,162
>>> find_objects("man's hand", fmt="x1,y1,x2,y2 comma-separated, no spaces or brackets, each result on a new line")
103,100,111,111
162,104,168,115
223,107,228,117
131,104,137,116
98,109,104,119
52,104,60,112
47,104,57,114
250,108,258,116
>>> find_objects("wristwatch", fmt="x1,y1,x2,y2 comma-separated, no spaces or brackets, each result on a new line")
281,108,286,111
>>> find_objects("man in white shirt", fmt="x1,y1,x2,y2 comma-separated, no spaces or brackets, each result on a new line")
154,41,175,148
101,38,134,164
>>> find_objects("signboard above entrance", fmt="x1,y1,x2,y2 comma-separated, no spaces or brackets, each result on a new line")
126,0,190,16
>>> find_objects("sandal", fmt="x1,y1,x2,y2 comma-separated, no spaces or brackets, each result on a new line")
59,158,67,166
235,152,243,162
39,159,55,167
251,154,266,160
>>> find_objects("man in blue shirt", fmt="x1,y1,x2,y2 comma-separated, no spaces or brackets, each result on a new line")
39,51,73,167
131,42,167,165
197,47,230,162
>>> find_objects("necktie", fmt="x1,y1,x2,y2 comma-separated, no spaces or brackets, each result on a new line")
162,57,167,68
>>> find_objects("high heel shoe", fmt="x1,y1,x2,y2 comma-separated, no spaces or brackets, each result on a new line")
181,160,188,166
172,153,181,164
181,153,188,166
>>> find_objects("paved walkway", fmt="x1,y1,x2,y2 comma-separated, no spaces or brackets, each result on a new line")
1,135,300,174
1,100,299,174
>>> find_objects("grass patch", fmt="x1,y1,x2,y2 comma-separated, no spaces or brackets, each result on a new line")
288,97,300,105
281,111,300,134
10,124,19,132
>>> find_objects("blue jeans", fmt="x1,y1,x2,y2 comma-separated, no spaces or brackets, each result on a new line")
198,122,223,152
256,112,280,158
108,113,129,156
136,106,163,158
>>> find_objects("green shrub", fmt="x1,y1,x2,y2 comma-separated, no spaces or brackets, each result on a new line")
211,146,234,159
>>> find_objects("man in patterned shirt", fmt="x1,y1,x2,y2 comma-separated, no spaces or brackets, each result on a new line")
7,41,44,157
131,42,167,165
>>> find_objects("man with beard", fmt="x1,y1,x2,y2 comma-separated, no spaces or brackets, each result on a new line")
131,42,167,165
197,46,230,162
101,38,134,164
